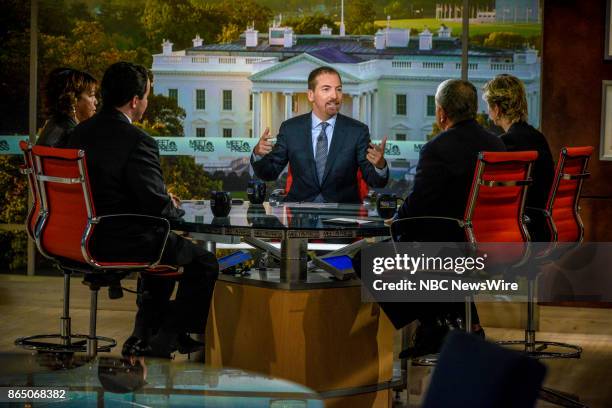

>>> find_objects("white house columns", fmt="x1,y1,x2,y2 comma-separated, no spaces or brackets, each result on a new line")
252,91,261,137
359,90,377,136
371,89,378,138
351,94,360,120
363,90,373,128
284,92,293,120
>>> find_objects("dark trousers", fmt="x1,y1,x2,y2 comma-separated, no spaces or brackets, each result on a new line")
134,232,219,336
352,250,479,330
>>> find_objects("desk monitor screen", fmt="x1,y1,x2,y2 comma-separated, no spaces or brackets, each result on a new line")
218,250,252,271
322,255,354,271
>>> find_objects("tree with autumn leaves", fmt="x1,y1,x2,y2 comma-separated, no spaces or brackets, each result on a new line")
2,0,281,271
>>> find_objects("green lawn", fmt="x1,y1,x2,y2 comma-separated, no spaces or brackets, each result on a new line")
374,18,541,37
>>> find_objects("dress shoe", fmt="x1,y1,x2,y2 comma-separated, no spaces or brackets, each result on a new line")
399,322,487,360
122,336,152,357
145,329,179,359
399,313,464,359
176,333,205,355
399,320,449,359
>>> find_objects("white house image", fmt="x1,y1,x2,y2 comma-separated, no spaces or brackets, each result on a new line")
151,23,540,141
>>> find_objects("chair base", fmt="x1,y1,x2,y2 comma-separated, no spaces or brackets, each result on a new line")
497,339,582,359
15,333,115,354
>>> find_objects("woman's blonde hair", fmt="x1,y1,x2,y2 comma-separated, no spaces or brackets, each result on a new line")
482,74,528,123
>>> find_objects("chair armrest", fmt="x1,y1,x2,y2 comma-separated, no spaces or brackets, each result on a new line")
86,214,171,269
96,213,171,227
523,206,547,226
523,207,554,244
19,164,33,175
525,206,549,217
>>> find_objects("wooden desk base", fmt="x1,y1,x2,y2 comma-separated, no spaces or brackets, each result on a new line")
205,281,395,407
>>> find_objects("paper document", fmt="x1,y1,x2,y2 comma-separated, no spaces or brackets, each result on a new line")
324,218,373,225
285,202,339,209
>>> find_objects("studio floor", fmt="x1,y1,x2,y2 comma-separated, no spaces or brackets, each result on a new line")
0,274,611,407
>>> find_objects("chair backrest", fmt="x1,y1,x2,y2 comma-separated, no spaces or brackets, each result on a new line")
463,151,538,266
19,141,39,240
31,145,96,264
390,151,537,249
545,146,593,243
422,330,546,408
464,151,537,244
285,166,370,201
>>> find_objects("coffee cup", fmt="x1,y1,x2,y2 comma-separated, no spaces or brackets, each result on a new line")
211,191,232,217
376,193,400,219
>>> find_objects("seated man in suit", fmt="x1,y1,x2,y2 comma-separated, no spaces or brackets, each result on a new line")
357,79,506,356
397,79,506,235
251,66,389,203
68,62,219,358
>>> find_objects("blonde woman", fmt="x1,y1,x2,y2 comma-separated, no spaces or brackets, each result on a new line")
37,68,98,147
483,74,554,210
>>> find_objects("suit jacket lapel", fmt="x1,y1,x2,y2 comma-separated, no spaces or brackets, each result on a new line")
321,114,345,186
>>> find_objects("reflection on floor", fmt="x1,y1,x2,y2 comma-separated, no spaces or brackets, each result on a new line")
1,275,611,407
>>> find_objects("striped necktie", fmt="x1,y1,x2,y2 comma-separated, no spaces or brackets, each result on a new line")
315,122,329,185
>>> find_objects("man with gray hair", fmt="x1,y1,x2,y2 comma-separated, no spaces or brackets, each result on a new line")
397,79,505,225
377,79,506,355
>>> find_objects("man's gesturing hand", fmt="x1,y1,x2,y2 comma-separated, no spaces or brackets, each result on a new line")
253,127,274,156
367,135,388,169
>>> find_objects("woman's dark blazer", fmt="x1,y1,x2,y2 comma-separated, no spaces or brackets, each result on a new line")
501,121,555,210
37,114,77,147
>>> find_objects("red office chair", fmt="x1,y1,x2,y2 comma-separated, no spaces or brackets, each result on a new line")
390,151,537,365
545,146,593,244
18,141,92,357
15,145,180,358
498,146,593,362
285,166,370,202
391,150,535,247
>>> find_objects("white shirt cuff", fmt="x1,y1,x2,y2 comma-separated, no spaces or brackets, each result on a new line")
374,164,388,176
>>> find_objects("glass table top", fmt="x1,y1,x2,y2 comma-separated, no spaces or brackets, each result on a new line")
0,352,322,407
172,201,389,239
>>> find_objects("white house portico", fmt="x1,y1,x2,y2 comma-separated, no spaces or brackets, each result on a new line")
248,53,377,138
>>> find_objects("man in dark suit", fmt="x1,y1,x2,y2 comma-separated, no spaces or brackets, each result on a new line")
397,79,507,237
251,66,388,203
68,62,218,357
357,79,505,355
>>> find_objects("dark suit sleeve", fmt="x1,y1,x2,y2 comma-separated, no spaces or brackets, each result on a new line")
250,122,289,181
125,135,184,220
398,141,446,219
356,125,389,188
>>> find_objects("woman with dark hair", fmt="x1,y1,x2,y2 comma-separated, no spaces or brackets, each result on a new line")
483,74,554,211
37,67,98,147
